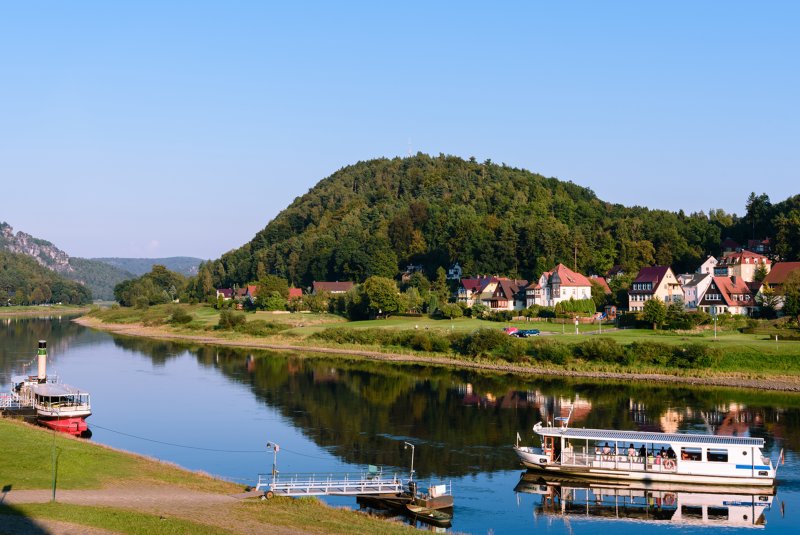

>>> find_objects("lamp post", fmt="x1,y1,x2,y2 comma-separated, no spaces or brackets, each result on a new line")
266,442,280,478
404,441,415,481
713,313,717,339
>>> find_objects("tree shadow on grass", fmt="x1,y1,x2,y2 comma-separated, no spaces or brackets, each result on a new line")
1,484,49,535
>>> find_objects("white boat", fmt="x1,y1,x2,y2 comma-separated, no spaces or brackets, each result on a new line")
9,340,91,436
515,475,775,528
514,419,779,486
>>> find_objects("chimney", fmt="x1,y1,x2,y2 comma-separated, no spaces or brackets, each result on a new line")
37,340,47,383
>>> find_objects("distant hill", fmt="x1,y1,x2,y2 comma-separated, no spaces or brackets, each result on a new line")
200,154,798,291
0,249,92,305
92,257,203,277
1,222,135,300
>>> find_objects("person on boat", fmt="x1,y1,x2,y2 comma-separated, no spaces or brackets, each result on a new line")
627,443,635,459
666,446,676,459
659,446,666,458
602,442,611,459
638,444,646,461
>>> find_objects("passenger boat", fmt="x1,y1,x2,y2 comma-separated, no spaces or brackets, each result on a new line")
514,419,779,486
514,474,775,528
9,341,91,436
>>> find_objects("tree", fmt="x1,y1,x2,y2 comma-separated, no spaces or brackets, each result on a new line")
439,303,463,319
754,263,769,283
361,276,400,317
782,271,800,319
642,298,667,330
589,280,608,310
404,286,423,313
756,283,780,319
257,275,289,300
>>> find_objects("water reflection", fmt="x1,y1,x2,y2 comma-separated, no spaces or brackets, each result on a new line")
515,474,776,528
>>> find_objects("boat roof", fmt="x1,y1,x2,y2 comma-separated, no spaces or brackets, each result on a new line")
535,426,764,447
30,383,87,397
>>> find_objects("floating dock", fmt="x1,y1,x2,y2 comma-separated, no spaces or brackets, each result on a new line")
256,467,404,498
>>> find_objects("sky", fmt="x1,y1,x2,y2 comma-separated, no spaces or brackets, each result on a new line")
1,1,798,259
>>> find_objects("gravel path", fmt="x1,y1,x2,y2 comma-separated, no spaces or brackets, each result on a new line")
2,486,302,535
74,317,800,392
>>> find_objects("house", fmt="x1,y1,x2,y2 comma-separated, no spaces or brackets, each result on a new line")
458,276,528,311
288,287,303,300
680,273,712,310
312,281,354,295
747,238,771,256
698,276,756,316
526,264,592,308
606,265,625,280
628,266,683,312
245,285,258,300
216,288,233,301
447,262,463,280
758,261,800,310
720,237,740,255
714,250,771,282
697,256,717,275
400,264,423,283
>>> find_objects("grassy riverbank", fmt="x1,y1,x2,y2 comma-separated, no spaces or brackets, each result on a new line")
0,304,91,318
79,304,800,391
0,418,412,534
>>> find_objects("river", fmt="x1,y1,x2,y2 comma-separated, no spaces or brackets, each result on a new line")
3,316,800,534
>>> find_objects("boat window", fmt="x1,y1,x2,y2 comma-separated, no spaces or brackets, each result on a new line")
707,449,729,462
680,447,702,461
707,507,728,519
681,506,704,520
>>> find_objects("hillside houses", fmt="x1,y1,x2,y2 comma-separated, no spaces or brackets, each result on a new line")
525,264,592,308
714,250,771,281
698,276,756,316
458,276,528,311
628,266,683,312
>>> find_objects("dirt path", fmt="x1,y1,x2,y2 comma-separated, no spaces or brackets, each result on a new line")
74,316,800,392
2,485,303,535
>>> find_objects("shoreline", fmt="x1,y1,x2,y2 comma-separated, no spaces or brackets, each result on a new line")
73,316,800,393
0,305,90,318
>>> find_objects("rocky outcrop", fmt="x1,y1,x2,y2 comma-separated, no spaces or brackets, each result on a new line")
0,222,74,273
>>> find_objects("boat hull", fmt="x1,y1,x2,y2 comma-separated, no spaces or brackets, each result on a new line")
39,416,89,436
516,457,775,486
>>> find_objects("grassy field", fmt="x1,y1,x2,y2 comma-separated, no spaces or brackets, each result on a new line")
85,304,800,378
0,418,413,534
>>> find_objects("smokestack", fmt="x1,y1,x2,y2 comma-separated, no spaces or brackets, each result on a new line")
37,340,47,383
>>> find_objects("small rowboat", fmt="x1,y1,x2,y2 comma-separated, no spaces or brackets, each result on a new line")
405,504,452,527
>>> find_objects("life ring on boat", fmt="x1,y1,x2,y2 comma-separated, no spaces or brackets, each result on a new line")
664,493,676,506
663,459,676,471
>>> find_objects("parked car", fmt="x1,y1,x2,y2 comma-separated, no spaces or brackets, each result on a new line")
514,329,540,337
503,327,519,336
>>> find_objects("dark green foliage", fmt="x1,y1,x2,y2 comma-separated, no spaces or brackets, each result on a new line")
67,257,134,301
169,307,193,324
438,303,463,319
113,265,187,307
455,328,510,356
233,319,289,336
197,154,734,290
554,298,596,317
528,338,571,364
0,250,92,305
668,343,721,368
92,257,203,277
218,309,246,329
573,338,629,364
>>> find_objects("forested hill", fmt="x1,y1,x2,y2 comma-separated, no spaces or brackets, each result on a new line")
203,154,800,288
0,250,92,305
93,257,202,277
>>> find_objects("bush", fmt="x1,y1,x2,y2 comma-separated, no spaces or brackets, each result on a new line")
528,339,571,365
234,319,289,336
134,296,150,310
626,341,671,366
218,309,246,329
573,338,628,364
485,310,514,322
669,343,721,368
439,303,463,319
169,307,193,324
554,298,596,317
456,328,510,356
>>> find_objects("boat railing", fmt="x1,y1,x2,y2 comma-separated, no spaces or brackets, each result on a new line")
0,393,23,409
561,451,678,472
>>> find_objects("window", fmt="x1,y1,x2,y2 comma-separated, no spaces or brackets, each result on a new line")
707,449,728,462
681,447,702,461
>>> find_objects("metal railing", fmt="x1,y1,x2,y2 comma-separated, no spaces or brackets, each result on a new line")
256,468,405,497
560,452,678,472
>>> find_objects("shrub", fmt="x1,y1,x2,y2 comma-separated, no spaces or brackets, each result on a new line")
439,303,464,319
626,341,671,366
134,296,150,310
528,339,571,365
669,343,721,368
169,307,193,324
554,298,596,317
459,328,509,356
573,338,627,363
218,309,246,329
234,319,289,336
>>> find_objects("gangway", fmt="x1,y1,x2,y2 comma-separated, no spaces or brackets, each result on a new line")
256,466,405,498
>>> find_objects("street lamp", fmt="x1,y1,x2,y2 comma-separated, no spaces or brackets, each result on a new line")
404,441,415,481
712,313,717,339
266,442,280,477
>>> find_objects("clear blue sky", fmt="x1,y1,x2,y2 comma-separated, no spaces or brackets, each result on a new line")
1,1,798,259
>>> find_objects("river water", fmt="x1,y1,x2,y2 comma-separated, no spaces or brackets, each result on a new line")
3,316,800,534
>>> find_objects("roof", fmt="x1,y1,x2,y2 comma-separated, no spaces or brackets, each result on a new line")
588,275,611,294
246,285,258,296
552,264,591,287
683,273,710,288
717,250,771,266
288,288,303,299
313,281,354,293
216,288,233,298
535,426,764,447
633,266,670,285
704,276,754,307
763,262,800,286
30,383,87,397
492,278,528,299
